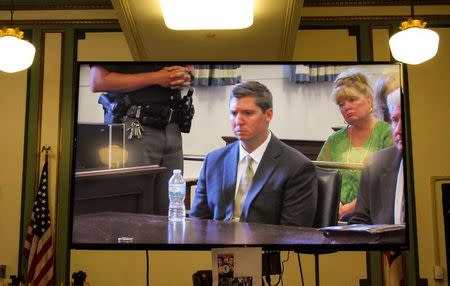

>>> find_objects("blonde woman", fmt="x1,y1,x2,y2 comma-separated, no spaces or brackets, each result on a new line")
318,69,394,221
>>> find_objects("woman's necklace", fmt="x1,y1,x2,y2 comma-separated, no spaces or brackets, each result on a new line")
346,125,374,163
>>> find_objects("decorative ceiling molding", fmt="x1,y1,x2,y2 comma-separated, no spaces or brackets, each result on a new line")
0,19,119,25
300,14,450,25
303,0,450,7
0,4,113,10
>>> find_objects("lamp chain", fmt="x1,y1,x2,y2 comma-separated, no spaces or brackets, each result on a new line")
10,0,14,26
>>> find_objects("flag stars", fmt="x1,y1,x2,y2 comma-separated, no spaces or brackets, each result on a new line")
28,162,51,238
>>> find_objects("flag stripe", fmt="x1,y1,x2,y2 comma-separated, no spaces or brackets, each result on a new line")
35,230,52,260
38,268,54,286
28,231,52,281
26,236,39,280
34,254,54,286
24,215,35,257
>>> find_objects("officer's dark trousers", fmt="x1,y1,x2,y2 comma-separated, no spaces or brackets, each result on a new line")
124,118,183,215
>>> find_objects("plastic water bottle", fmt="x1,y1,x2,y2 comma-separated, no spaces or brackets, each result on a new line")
168,169,186,222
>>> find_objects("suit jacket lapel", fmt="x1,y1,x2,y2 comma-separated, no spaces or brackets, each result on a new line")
223,142,239,220
379,148,402,223
241,136,281,220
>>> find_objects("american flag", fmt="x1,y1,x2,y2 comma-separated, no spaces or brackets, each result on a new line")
23,161,54,286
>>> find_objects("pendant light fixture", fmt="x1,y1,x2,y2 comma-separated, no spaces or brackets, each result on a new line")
389,5,439,65
0,0,36,73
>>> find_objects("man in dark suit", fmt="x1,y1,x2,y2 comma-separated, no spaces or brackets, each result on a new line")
350,88,404,224
190,81,317,226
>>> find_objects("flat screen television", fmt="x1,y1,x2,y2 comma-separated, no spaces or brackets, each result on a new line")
70,62,411,252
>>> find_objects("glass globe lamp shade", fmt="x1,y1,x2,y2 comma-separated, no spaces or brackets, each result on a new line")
0,29,36,73
389,22,439,65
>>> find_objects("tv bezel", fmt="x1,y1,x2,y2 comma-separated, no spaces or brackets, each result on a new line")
69,61,411,252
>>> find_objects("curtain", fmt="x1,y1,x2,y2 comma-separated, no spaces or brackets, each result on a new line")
193,64,241,86
289,64,341,84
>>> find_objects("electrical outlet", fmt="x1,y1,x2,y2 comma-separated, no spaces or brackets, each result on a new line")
434,265,444,280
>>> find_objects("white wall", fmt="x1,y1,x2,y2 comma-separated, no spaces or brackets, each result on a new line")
77,64,400,178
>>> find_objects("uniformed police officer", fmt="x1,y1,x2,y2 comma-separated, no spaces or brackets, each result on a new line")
89,64,193,215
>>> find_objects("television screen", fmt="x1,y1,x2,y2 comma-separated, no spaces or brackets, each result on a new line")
70,62,409,251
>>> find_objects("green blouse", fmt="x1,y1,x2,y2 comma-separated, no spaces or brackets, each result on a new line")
317,121,394,204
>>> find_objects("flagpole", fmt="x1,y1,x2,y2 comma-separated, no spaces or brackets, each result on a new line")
41,146,51,163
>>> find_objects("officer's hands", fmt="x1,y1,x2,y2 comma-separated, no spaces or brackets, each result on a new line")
161,65,194,89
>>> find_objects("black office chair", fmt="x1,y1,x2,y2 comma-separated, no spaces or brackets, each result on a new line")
297,166,341,286
313,166,341,228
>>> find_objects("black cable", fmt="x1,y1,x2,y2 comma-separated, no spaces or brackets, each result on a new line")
262,251,290,286
314,254,320,286
296,253,305,286
146,250,150,286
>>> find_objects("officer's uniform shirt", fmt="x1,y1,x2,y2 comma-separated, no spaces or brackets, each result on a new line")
99,64,181,106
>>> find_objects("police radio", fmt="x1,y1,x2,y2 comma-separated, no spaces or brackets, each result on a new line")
178,87,195,133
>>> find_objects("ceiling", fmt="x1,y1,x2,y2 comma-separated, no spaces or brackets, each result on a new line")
110,0,450,61
110,0,303,61
1,0,449,61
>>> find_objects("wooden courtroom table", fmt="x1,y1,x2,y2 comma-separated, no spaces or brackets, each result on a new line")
71,212,406,251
